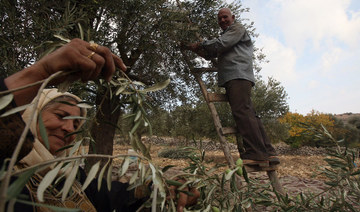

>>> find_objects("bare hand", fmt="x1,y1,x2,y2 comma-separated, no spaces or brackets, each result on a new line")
4,38,127,106
37,38,126,83
180,42,200,52
168,179,200,212
180,42,206,58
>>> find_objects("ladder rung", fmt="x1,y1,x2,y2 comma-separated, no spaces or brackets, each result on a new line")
191,67,218,73
244,164,279,172
208,93,227,102
221,127,238,135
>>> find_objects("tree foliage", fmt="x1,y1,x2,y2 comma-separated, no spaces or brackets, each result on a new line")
333,115,360,148
280,110,360,148
149,76,289,144
279,110,337,147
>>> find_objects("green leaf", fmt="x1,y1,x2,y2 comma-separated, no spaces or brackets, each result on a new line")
97,160,109,191
162,165,176,173
140,79,170,93
121,91,135,95
38,113,50,150
166,180,183,187
131,81,146,86
130,120,141,134
63,116,88,120
55,163,72,185
37,162,63,202
134,110,142,122
170,199,176,211
0,93,13,110
129,170,138,184
109,85,113,100
120,157,130,176
54,34,71,43
7,167,37,200
64,130,83,139
110,79,120,86
225,168,237,181
68,140,82,157
78,23,84,40
55,144,74,153
0,104,31,117
82,161,100,191
178,190,195,196
62,160,80,201
56,101,76,106
242,166,249,183
122,113,136,119
139,162,146,181
149,163,165,196
351,169,360,176
76,103,93,109
134,134,151,159
117,77,128,82
115,86,127,96
144,117,152,136
205,185,216,203
0,159,10,180
106,162,113,191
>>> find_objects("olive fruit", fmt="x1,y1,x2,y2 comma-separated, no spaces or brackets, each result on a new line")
212,206,220,212
236,167,243,176
236,158,243,167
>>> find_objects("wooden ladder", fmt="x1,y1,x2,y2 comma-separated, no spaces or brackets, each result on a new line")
190,67,284,194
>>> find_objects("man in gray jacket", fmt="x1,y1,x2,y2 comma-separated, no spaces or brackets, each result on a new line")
183,8,279,166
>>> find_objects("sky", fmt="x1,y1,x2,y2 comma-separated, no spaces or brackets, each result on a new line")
225,0,360,115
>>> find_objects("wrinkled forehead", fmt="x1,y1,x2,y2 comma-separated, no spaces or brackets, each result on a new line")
43,101,82,129
43,95,85,117
218,8,232,18
44,100,81,115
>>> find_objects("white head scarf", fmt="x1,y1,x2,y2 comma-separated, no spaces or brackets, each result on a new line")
20,88,87,168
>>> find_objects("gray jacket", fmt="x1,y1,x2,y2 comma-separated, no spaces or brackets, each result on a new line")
201,22,255,86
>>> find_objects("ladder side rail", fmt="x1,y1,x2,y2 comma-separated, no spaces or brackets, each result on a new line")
193,73,235,166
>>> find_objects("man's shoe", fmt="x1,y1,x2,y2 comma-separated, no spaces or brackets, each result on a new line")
242,159,269,167
268,156,280,165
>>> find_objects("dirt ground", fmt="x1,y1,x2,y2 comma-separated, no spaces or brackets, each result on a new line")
112,144,331,196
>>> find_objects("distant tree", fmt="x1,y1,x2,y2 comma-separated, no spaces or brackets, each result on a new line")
252,77,289,119
279,110,337,147
252,76,289,143
348,116,360,129
149,76,289,144
332,116,360,148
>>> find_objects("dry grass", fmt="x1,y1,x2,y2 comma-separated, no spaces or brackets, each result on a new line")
112,144,330,180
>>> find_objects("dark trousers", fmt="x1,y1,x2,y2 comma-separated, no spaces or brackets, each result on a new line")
224,79,276,160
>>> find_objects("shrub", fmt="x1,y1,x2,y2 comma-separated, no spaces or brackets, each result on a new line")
158,147,195,159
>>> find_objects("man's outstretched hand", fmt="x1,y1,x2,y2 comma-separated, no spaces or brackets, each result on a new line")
168,179,200,212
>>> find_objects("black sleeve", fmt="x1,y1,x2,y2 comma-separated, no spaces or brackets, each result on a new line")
79,168,149,212
10,177,34,211
0,78,34,165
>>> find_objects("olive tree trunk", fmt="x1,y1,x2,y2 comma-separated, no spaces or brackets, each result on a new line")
87,88,120,170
